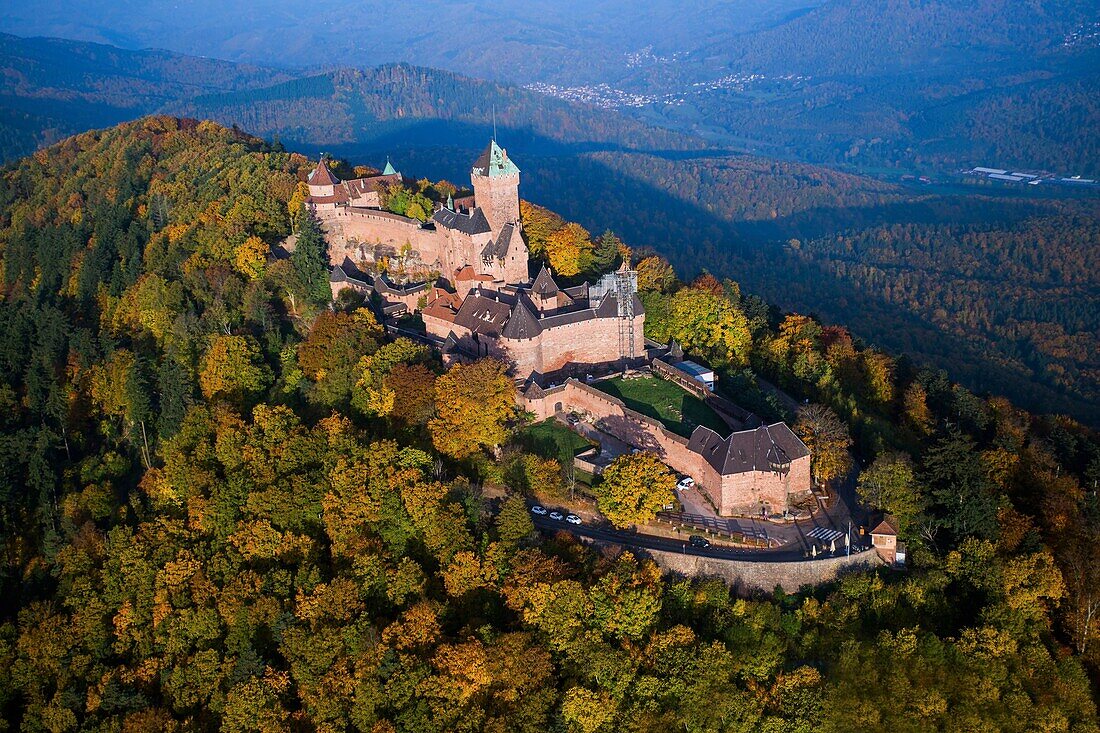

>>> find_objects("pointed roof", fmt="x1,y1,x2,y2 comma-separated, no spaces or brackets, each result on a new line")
871,516,899,536
668,340,684,361
308,158,340,187
472,139,520,178
502,295,542,339
383,158,398,176
531,264,559,298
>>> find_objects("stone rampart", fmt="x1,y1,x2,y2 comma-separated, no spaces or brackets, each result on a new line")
577,537,883,593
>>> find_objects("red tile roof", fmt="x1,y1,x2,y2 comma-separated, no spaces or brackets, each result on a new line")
308,159,340,186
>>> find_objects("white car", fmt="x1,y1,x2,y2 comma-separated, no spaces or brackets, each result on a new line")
549,510,564,521
565,514,582,525
530,505,548,516
676,477,695,491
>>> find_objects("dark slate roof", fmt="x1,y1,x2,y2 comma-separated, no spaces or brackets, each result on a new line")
330,258,372,288
432,206,492,235
375,276,430,296
481,223,522,260
538,307,600,329
453,293,512,335
668,340,684,361
687,423,809,477
522,381,546,399
502,296,542,339
308,159,340,186
531,265,559,297
563,283,589,300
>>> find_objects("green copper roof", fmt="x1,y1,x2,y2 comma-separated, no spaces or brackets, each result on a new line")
472,140,520,178
383,158,397,176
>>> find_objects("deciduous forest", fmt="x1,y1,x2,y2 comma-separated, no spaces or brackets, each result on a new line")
0,117,1098,731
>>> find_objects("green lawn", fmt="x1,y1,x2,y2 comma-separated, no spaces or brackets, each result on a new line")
517,419,596,464
595,376,729,437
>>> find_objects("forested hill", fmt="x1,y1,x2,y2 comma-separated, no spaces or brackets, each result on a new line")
0,116,1099,729
170,64,705,155
0,114,1095,726
0,33,291,162
709,0,1091,76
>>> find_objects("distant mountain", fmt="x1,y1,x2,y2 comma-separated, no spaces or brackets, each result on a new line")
617,0,1100,175
0,0,817,85
170,64,706,157
0,32,290,160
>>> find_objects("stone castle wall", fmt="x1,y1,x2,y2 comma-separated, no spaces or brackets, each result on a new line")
576,538,883,594
504,314,646,377
521,379,810,515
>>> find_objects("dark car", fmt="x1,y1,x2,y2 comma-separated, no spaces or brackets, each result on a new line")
689,535,711,549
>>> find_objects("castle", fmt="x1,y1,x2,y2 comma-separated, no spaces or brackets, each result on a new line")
313,140,645,384
309,140,528,288
315,142,811,516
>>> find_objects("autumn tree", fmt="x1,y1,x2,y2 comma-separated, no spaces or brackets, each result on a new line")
903,381,935,435
297,310,382,406
595,452,676,528
795,403,853,486
352,337,430,416
858,452,923,532
667,285,752,368
519,200,564,258
545,222,593,277
199,334,272,405
387,363,437,428
861,350,896,405
429,359,515,459
234,235,268,280
635,255,677,293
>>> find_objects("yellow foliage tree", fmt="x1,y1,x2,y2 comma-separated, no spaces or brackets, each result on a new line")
594,452,676,528
234,236,269,280
545,222,593,277
429,359,515,459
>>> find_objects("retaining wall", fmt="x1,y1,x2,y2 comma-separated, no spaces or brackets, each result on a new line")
578,536,883,593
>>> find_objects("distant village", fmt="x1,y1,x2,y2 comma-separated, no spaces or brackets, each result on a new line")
306,141,818,522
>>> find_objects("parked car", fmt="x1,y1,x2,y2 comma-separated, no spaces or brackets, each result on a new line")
566,413,581,426
689,535,711,549
676,477,695,491
549,510,564,521
565,514,582,525
530,505,548,516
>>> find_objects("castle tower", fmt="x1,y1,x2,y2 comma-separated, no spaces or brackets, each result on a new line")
307,158,340,198
471,140,520,235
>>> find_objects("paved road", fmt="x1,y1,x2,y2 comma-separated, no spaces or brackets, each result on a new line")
531,514,859,563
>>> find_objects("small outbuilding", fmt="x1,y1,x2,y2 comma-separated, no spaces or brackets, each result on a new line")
870,515,903,566
674,360,716,391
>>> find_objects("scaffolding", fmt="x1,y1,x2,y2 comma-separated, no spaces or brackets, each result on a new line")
592,269,638,362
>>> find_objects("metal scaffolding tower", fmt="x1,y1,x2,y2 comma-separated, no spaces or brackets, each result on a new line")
592,269,638,363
